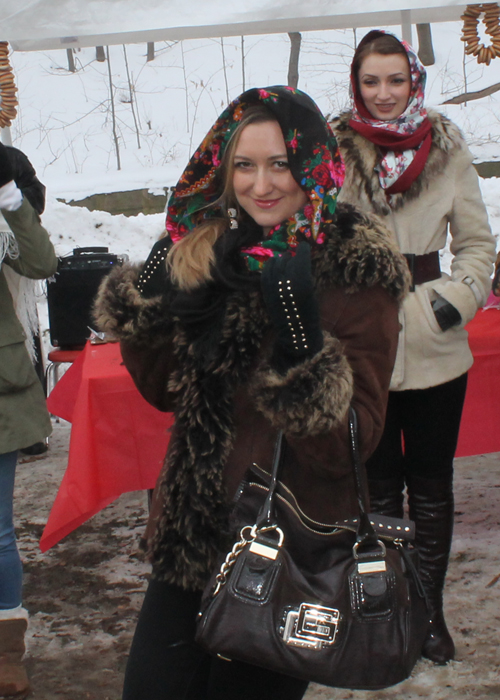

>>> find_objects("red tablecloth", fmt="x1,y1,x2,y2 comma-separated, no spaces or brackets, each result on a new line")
41,342,174,552
40,308,500,550
456,307,500,457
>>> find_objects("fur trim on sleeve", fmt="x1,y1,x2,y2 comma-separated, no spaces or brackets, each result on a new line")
92,264,174,346
251,333,353,437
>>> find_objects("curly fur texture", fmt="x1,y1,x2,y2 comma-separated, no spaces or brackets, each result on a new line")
93,205,409,588
251,334,353,438
92,265,174,347
149,290,269,589
316,204,410,301
331,110,464,217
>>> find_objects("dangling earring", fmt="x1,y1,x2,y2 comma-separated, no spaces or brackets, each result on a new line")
228,208,238,230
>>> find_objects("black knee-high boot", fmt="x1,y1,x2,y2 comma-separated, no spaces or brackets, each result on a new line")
406,474,455,664
368,476,405,518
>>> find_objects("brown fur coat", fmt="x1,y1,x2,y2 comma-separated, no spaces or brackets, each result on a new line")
94,203,409,590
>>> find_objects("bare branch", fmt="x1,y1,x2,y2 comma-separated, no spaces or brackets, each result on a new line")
442,82,500,105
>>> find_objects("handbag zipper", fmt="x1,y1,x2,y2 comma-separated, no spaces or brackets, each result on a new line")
243,480,412,543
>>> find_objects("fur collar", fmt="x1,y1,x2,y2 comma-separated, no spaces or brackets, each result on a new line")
95,202,409,346
331,110,465,216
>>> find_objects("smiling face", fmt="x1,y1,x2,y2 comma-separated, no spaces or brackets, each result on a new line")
231,120,307,234
358,53,411,121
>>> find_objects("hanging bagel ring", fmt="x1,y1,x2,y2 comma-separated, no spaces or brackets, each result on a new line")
461,3,500,65
0,41,18,128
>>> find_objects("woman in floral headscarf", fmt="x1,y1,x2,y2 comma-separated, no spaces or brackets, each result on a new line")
331,31,495,664
95,85,409,699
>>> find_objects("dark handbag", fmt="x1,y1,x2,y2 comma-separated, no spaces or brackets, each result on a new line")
196,408,429,690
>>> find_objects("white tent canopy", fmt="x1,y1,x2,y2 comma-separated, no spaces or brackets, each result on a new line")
3,0,468,52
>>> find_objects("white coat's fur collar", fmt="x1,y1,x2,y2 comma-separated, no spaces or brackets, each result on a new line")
330,110,464,215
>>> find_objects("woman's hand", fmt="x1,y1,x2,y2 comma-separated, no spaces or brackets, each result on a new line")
261,241,323,373
431,294,462,332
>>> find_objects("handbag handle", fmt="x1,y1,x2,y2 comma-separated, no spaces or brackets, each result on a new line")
255,429,285,531
255,407,379,547
347,407,380,549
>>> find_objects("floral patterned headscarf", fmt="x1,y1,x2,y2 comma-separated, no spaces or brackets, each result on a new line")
350,30,428,135
166,86,345,271
349,30,432,195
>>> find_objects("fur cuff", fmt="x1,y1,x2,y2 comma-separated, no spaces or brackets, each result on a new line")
251,334,353,438
93,264,173,346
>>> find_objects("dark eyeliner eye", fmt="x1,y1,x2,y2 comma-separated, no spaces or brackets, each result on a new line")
234,161,251,169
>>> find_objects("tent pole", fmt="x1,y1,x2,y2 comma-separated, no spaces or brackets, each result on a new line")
401,10,413,45
0,127,12,146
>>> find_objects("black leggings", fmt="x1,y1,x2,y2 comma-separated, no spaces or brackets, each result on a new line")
122,578,309,700
366,373,468,481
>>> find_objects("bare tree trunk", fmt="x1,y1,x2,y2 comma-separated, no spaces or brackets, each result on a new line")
416,24,435,66
287,32,302,88
221,38,230,104
241,36,246,91
106,47,121,171
180,42,189,133
462,47,469,107
66,49,76,73
123,45,141,149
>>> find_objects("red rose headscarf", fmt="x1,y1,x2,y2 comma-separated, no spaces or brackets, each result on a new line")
165,86,345,272
349,30,432,196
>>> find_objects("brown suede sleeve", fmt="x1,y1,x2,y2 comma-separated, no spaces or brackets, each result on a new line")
120,338,179,413
323,284,400,461
277,284,400,520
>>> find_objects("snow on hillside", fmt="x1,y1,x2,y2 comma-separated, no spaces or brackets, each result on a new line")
8,21,500,198
4,21,500,344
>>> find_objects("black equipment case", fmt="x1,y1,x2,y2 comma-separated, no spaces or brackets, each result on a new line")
47,246,127,348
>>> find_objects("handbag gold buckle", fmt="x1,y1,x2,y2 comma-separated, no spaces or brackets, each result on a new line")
282,603,340,649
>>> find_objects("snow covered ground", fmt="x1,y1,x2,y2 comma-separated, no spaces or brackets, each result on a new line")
14,424,500,699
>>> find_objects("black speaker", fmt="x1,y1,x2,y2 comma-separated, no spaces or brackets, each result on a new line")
47,247,127,348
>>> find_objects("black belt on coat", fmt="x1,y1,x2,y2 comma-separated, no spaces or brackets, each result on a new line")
403,251,441,292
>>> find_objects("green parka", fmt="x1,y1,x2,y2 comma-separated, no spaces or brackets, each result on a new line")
0,197,57,454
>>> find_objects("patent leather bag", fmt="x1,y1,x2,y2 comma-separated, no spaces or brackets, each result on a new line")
196,408,429,690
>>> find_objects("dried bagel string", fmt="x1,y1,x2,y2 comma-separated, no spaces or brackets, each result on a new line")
461,3,500,65
0,42,17,128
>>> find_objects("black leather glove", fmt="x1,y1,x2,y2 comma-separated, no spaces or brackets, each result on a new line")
137,238,172,298
261,242,323,373
492,253,500,297
0,142,14,189
431,295,462,332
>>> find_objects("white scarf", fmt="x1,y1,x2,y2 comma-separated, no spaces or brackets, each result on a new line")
1,214,41,364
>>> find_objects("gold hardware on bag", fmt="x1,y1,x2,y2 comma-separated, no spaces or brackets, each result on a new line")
212,525,284,595
249,541,279,560
357,560,387,574
282,603,340,649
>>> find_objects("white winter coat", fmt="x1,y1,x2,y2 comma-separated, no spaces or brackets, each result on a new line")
331,110,496,391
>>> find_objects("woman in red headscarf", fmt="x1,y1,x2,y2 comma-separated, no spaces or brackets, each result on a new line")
331,30,495,664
